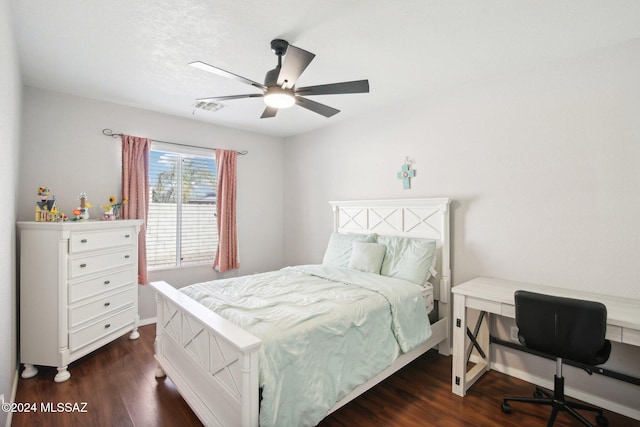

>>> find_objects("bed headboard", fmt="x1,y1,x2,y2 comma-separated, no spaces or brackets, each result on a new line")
328,198,451,304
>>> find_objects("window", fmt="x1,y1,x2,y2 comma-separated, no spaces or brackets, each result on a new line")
146,148,217,269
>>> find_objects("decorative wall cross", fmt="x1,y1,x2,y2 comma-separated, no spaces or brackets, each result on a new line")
397,160,415,189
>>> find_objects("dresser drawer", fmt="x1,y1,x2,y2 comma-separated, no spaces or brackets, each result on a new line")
69,306,136,352
69,249,134,278
69,228,136,254
69,287,136,329
69,268,134,303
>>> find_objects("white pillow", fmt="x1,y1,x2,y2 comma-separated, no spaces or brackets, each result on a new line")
377,236,437,284
322,233,376,268
348,242,387,274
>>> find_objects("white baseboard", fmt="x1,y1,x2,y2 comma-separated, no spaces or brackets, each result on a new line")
138,317,157,327
4,368,19,427
491,360,640,421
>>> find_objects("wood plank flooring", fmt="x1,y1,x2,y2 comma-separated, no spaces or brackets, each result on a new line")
12,324,639,426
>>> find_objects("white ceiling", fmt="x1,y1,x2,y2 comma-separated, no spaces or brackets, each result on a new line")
11,0,640,138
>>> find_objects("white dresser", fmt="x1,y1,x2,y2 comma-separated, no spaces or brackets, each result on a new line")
18,220,143,382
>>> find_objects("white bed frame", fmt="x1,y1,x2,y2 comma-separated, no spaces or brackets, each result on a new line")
151,198,451,427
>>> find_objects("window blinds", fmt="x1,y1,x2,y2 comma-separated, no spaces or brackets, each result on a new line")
146,150,218,269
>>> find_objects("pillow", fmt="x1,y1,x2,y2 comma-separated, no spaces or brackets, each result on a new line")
322,233,376,268
348,242,387,274
377,236,437,284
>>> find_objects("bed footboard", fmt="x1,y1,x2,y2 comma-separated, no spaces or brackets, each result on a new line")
151,281,262,427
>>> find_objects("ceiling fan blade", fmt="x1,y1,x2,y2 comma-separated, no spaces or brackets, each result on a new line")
295,96,340,118
260,106,278,119
189,61,267,90
277,45,315,89
196,94,264,102
296,80,370,96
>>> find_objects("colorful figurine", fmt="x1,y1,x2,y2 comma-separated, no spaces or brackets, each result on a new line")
73,192,92,220
101,195,127,220
35,187,60,222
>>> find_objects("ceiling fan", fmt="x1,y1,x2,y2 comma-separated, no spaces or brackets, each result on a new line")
190,39,370,119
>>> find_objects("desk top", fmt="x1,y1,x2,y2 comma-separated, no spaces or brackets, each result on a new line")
453,277,640,331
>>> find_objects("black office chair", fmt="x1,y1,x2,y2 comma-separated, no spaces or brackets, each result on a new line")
501,290,611,427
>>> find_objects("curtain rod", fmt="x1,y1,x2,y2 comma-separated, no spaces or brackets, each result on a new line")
102,129,248,155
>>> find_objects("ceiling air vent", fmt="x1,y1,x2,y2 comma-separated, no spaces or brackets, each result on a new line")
193,101,225,113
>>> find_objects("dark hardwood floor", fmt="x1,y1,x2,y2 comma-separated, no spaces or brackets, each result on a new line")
12,324,639,426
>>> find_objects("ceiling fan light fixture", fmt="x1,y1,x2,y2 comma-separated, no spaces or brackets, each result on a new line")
264,87,295,109
191,39,369,118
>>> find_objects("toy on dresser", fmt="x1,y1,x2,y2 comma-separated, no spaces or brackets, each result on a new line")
101,195,127,221
73,192,92,220
35,186,60,222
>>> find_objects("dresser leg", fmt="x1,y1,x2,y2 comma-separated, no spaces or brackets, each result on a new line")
129,328,140,340
54,366,71,382
21,364,38,379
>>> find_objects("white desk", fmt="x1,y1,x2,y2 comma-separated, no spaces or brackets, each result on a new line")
451,276,640,396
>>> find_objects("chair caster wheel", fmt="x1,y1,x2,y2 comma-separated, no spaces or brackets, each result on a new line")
501,402,511,414
533,390,544,398
596,415,609,426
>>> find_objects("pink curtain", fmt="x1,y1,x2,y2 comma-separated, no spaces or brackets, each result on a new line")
121,134,151,284
213,149,239,272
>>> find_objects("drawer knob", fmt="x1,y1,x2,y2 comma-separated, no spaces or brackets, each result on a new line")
104,302,111,307
80,263,87,268
104,280,110,285
124,255,130,259
104,324,111,329
124,234,130,238
81,239,88,243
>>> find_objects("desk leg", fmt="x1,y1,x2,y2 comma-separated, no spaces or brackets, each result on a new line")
466,311,487,361
452,292,467,396
452,294,492,397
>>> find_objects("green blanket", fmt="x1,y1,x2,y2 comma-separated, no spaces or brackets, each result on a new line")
181,264,431,427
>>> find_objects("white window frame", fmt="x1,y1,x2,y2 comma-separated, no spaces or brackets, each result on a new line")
146,142,217,270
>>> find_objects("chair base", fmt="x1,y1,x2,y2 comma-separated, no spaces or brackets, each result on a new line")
502,375,609,427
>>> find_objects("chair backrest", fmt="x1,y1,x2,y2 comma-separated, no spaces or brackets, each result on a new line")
514,290,610,365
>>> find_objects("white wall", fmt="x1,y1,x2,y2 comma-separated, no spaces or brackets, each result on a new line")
18,87,285,321
0,0,21,423
284,39,640,416
284,39,640,298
